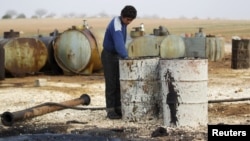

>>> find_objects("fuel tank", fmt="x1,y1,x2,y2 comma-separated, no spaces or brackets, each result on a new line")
53,27,102,75
0,37,48,77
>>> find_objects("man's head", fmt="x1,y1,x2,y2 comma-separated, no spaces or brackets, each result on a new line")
121,5,137,25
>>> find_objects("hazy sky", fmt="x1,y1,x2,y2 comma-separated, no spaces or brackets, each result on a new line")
0,0,250,20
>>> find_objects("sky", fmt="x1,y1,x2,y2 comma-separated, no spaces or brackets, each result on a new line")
0,0,250,20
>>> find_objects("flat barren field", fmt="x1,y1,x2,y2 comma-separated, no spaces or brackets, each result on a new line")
1,18,250,140
1,18,250,42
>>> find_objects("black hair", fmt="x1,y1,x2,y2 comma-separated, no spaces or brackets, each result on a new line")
121,5,137,19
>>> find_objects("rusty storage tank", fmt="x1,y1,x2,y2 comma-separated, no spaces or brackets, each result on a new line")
119,57,161,122
231,39,250,69
0,37,48,77
53,26,102,75
0,42,4,80
160,59,208,127
88,27,105,70
38,30,63,75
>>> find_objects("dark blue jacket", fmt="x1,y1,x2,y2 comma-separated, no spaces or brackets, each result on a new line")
103,16,128,58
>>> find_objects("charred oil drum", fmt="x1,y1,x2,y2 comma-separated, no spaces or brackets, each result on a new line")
0,44,4,80
205,37,225,61
231,39,250,69
53,28,102,75
0,38,48,77
160,35,186,59
160,59,208,127
119,57,161,121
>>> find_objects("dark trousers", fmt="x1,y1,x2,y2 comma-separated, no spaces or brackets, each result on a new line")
101,49,121,112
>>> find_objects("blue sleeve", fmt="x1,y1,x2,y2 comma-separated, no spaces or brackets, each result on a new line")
113,30,128,58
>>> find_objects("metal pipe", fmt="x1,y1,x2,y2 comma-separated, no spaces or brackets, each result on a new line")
1,94,90,126
208,97,250,103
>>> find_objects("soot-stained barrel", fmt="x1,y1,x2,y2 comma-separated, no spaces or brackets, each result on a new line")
119,57,161,121
160,58,208,127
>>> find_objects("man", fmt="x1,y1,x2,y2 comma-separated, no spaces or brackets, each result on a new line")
101,5,137,119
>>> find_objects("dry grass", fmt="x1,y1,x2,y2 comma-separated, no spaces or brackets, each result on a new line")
1,18,250,42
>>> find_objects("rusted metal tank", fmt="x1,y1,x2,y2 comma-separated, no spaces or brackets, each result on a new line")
1,94,90,126
0,44,4,80
3,29,20,38
231,39,250,69
119,57,161,122
160,58,208,127
38,30,63,75
53,27,102,75
0,37,48,77
88,28,104,72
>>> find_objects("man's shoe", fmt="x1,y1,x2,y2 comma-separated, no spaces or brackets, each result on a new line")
107,111,122,119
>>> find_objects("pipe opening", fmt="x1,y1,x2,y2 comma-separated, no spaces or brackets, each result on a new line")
80,94,91,105
1,112,14,126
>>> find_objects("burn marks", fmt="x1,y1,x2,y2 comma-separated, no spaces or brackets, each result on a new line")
164,69,179,126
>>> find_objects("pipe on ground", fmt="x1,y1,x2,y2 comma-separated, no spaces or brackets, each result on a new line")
1,94,90,126
208,97,250,103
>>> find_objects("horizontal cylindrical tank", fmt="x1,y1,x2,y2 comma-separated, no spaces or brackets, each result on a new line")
127,35,162,58
0,37,48,77
205,37,225,61
38,36,63,75
127,35,185,59
184,37,225,61
0,44,4,80
160,35,186,59
53,28,102,75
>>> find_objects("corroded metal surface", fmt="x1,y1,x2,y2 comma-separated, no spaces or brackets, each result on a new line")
1,94,90,126
38,36,63,75
160,59,208,127
0,44,4,80
53,28,102,75
119,57,161,121
231,39,250,69
1,38,48,77
3,29,20,38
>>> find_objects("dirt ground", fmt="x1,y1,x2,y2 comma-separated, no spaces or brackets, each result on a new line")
0,44,250,141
